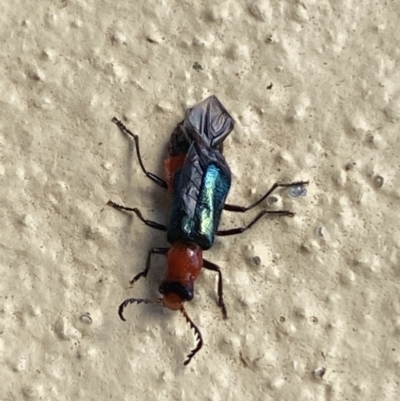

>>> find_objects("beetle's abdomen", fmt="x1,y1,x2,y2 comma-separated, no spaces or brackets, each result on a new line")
167,163,231,249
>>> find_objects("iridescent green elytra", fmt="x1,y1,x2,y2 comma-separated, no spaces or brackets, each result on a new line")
167,143,231,249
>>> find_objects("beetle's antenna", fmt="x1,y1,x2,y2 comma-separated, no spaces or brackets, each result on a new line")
118,298,162,321
181,306,203,365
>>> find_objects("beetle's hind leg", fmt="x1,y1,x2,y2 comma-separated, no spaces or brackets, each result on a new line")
224,181,309,212
107,200,167,231
111,117,168,190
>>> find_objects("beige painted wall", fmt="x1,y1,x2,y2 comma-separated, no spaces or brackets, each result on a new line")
1,1,399,400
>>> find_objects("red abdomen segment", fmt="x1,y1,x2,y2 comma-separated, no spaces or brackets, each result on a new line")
166,243,203,285
164,153,186,192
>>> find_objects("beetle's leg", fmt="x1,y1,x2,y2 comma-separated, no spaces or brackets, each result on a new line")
112,117,168,190
107,200,167,231
217,209,294,236
130,247,169,284
203,259,227,319
224,181,309,212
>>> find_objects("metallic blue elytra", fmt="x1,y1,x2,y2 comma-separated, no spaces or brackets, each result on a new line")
167,142,231,249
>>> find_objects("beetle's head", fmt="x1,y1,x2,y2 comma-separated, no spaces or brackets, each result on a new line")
159,281,194,310
162,292,183,310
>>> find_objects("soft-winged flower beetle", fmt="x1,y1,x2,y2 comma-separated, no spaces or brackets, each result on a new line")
109,96,308,364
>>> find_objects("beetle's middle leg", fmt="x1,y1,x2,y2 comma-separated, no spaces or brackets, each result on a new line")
216,209,294,237
224,181,309,212
112,117,168,190
107,200,167,231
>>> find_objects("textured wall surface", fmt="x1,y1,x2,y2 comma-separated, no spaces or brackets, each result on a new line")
1,1,399,400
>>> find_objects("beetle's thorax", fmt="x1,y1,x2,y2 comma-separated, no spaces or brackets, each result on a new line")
159,242,203,310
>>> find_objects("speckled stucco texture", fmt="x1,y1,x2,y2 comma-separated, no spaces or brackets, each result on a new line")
1,1,400,400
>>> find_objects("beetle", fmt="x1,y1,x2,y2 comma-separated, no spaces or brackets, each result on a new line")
108,95,308,365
